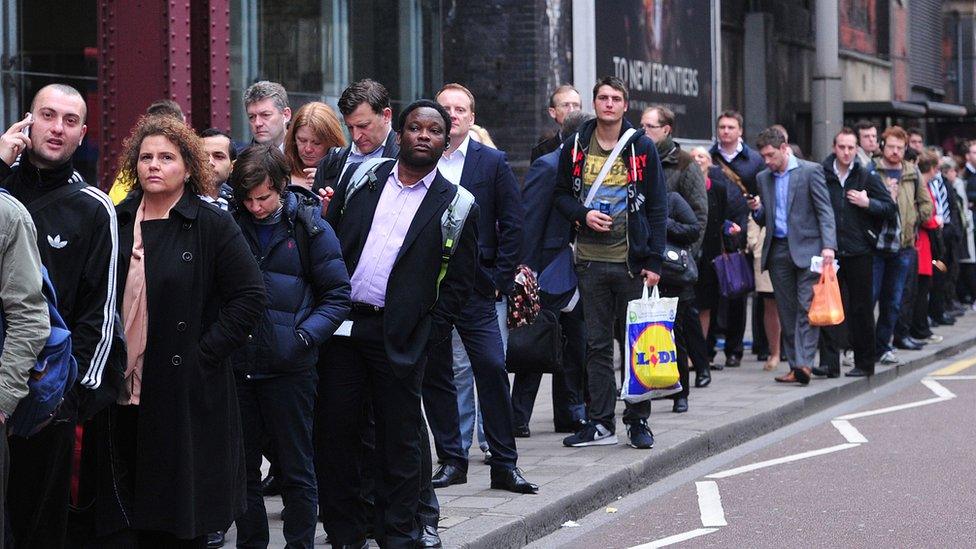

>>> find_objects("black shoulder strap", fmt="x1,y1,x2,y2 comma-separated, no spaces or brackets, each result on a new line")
25,181,88,215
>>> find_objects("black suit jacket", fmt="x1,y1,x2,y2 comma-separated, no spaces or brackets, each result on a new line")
312,130,400,194
324,160,479,375
520,148,570,271
530,131,561,163
457,139,523,296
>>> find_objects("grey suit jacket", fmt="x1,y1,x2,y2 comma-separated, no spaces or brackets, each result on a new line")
752,158,837,270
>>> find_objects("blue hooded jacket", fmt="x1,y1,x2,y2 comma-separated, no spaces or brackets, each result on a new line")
232,192,351,376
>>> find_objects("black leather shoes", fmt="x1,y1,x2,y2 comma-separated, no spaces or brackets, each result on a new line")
419,524,442,548
893,338,922,351
725,356,741,368
336,541,368,549
672,397,688,413
931,314,956,326
260,474,280,497
811,367,840,378
431,463,467,489
695,370,711,387
206,531,225,548
490,467,538,494
513,425,531,438
845,368,872,377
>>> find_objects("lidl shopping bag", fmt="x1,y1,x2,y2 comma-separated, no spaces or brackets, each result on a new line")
622,286,681,403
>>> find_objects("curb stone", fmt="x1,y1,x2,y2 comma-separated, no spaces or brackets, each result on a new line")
448,330,976,548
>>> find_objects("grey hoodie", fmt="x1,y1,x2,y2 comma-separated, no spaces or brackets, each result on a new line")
0,192,50,416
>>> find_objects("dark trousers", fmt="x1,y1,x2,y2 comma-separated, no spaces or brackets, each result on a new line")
319,312,430,549
751,295,769,356
911,275,933,339
683,302,710,376
958,263,976,303
420,338,465,468
706,295,746,360
424,293,518,470
236,369,318,549
820,254,875,374
894,249,920,342
576,261,649,430
7,417,75,548
671,300,691,399
511,305,586,430
873,248,913,354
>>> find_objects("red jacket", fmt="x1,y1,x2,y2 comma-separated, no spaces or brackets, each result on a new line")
916,184,940,276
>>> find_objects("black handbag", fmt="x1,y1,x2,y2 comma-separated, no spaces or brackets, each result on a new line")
661,244,699,286
505,309,563,374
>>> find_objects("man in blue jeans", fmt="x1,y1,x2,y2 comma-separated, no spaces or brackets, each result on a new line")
553,76,667,449
872,126,933,365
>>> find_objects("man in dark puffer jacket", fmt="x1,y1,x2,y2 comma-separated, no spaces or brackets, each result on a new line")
230,146,351,548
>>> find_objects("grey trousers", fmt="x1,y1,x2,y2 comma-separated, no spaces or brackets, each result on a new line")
768,239,820,369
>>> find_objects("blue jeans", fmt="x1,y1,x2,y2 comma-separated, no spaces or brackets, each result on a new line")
236,369,318,549
873,249,913,355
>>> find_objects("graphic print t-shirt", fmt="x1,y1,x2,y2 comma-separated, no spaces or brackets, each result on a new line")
576,133,629,263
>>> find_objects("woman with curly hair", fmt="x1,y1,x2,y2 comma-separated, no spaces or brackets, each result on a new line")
95,114,266,546
284,101,346,190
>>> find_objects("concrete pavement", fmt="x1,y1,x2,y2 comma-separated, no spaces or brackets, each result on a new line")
226,308,976,547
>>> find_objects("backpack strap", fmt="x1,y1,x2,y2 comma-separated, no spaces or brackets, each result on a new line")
340,158,395,215
23,175,88,215
436,186,476,290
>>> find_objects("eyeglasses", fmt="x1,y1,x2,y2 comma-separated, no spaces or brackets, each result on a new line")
643,124,665,129
554,102,581,110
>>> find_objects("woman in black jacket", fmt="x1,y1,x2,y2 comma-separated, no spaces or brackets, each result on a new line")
230,145,351,547
107,114,266,547
659,191,704,413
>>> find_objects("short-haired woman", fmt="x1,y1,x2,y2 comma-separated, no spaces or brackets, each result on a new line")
230,145,351,547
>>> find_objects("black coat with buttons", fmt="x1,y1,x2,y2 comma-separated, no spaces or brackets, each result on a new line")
110,188,267,538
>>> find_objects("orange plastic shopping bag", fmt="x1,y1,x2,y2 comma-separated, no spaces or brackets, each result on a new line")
808,262,845,326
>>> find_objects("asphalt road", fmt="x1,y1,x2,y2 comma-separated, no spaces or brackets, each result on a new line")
530,352,976,549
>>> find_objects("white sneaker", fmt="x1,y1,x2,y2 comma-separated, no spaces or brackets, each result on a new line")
927,334,944,344
562,422,619,447
879,350,901,365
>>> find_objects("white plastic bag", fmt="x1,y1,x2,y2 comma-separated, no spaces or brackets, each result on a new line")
621,286,681,403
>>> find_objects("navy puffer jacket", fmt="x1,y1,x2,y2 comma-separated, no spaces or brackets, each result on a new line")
232,192,351,376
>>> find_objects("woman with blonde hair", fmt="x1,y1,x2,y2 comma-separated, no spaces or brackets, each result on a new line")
284,101,346,190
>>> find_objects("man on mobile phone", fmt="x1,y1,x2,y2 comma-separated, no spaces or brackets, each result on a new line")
0,83,120,548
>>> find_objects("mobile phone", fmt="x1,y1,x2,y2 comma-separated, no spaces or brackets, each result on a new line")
744,193,756,200
21,113,32,138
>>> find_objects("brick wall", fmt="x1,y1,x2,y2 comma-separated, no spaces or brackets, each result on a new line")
441,0,573,173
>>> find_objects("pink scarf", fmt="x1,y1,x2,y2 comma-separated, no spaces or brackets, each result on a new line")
120,200,149,405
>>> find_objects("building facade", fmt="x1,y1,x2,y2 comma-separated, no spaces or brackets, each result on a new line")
0,0,973,189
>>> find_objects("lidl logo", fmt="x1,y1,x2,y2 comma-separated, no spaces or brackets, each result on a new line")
629,322,678,389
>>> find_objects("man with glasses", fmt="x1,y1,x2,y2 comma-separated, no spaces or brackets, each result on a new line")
531,85,582,162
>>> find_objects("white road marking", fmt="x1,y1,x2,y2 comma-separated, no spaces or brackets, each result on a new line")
929,375,976,380
705,443,860,479
695,481,727,527
831,419,868,444
920,378,956,399
836,379,955,420
628,527,720,549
